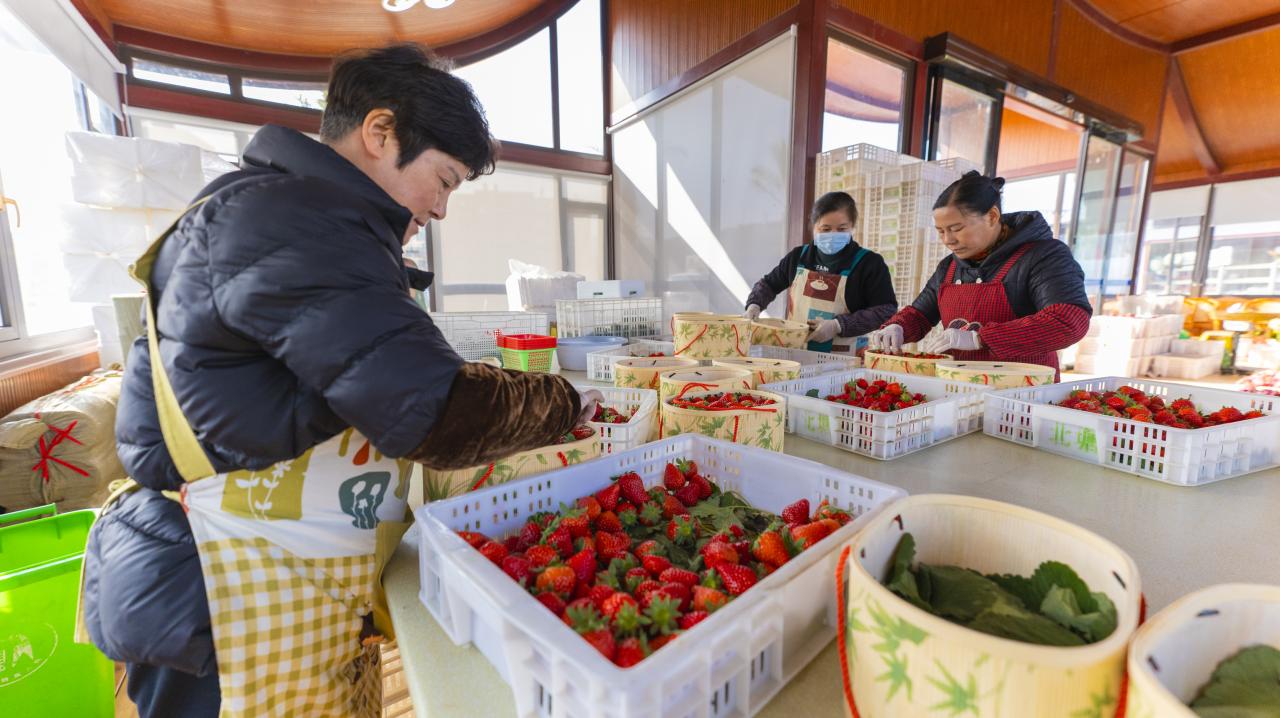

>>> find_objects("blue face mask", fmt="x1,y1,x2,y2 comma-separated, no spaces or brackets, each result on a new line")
814,231,852,255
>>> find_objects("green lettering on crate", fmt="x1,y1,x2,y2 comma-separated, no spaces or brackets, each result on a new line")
1076,428,1098,454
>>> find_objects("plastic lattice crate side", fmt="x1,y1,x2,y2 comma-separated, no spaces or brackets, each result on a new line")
416,434,905,718
556,298,664,339
761,369,992,460
576,385,659,453
430,311,550,361
749,345,861,377
586,339,676,382
983,376,1280,486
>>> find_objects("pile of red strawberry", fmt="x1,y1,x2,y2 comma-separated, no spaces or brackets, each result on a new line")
820,378,927,411
1057,385,1264,428
646,352,668,357
669,392,776,411
456,459,853,668
592,405,636,425
558,425,598,444
900,352,949,359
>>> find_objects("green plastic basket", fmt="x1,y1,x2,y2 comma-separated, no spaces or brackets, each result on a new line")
0,505,113,716
501,347,555,372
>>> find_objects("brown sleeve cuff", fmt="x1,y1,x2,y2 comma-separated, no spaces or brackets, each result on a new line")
407,362,581,470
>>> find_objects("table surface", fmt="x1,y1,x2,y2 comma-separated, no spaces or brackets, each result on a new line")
385,370,1280,717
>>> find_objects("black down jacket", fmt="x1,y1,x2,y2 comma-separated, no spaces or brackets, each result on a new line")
82,125,464,675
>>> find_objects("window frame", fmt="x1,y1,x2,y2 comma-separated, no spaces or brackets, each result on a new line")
822,30,915,156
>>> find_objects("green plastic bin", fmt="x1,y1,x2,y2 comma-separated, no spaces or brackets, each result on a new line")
0,505,114,716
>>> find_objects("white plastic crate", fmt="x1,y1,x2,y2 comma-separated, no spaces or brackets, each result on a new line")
1087,314,1184,339
586,339,676,382
1170,338,1226,360
430,311,550,361
1151,353,1220,379
556,298,664,339
761,369,992,460
577,385,659,453
1074,354,1153,377
416,434,905,718
1076,334,1176,359
983,376,1280,486
749,344,860,377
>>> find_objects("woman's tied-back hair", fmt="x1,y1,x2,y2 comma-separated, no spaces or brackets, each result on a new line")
810,191,859,226
933,170,1006,216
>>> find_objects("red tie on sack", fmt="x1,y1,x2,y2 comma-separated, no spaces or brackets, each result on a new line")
30,413,89,481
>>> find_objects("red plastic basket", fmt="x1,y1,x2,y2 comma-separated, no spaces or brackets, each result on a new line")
496,333,556,350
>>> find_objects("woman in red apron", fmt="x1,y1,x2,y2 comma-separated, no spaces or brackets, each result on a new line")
744,192,898,352
868,172,1091,379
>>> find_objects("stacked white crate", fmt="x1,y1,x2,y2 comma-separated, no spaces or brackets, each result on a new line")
1073,314,1183,376
1151,337,1227,379
814,144,908,255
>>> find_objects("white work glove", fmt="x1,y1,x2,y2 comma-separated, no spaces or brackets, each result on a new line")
807,318,841,344
575,388,604,426
922,328,982,354
744,304,762,321
866,324,904,354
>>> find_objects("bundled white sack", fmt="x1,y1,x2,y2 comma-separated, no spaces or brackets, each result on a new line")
57,205,178,303
66,131,204,210
505,258,583,313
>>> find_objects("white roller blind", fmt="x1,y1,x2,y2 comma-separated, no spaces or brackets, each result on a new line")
1147,185,1210,221
1211,176,1280,226
2,0,124,115
612,30,796,316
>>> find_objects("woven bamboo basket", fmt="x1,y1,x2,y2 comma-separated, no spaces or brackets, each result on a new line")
712,357,802,388
839,494,1142,718
421,432,600,502
1126,583,1280,718
658,367,753,405
672,312,751,358
935,361,1056,389
613,356,700,390
658,388,786,452
863,351,953,376
750,318,809,349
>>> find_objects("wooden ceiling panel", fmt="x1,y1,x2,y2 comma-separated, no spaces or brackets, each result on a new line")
1177,25,1280,169
1084,0,1280,43
97,0,545,56
1153,85,1204,181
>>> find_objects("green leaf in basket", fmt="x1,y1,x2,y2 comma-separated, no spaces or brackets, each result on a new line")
1039,586,1117,644
1190,645,1280,718
965,600,1085,647
806,388,820,397
885,534,931,613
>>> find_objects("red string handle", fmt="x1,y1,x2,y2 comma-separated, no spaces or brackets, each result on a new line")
30,419,89,481
732,324,746,356
1115,593,1148,718
672,381,719,402
836,545,860,717
674,324,710,355
469,463,496,492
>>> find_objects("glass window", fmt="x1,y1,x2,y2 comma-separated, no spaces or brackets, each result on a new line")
822,37,905,153
935,79,995,170
454,29,554,148
242,77,326,110
132,57,231,95
428,165,607,311
556,0,604,154
1071,135,1122,304
1104,151,1149,296
1205,221,1280,296
1138,217,1201,295
129,108,259,165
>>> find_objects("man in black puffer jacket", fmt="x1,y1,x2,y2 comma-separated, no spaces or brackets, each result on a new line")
82,44,598,717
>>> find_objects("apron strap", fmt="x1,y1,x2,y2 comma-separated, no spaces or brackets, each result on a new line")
128,198,218,483
993,243,1034,282
843,247,868,277
943,256,959,284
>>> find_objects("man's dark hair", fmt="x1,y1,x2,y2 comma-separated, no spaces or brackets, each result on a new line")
320,43,496,179
933,170,1005,216
810,191,859,226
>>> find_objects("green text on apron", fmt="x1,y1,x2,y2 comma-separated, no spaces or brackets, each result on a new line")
109,201,413,717
787,245,868,352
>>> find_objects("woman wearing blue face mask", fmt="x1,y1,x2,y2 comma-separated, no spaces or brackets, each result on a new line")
744,191,898,352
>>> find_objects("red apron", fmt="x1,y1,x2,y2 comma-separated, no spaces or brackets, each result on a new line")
936,244,1060,376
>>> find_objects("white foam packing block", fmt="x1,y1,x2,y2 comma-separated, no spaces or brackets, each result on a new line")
58,206,179,303
66,131,205,210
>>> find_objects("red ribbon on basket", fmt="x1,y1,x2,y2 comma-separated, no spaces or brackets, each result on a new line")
29,416,89,482
674,325,710,356
470,464,497,492
732,324,746,356
672,382,720,402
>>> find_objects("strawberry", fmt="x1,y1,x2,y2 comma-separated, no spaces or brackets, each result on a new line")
535,565,576,597
478,540,508,564
658,581,692,611
558,509,591,539
566,603,615,660
715,563,758,596
567,548,597,584
500,554,532,585
576,495,602,522
574,535,595,553
596,531,632,561
503,536,524,554
613,637,647,667
635,580,665,607
663,494,689,518
595,510,623,533
790,521,833,549
666,515,698,546
732,540,751,558
518,521,543,549
589,584,616,609
638,502,663,527
601,592,639,622
535,592,566,616
617,472,650,506
525,544,558,569
649,634,678,651
677,458,699,479
701,541,739,568
781,499,810,525
641,554,672,578
617,506,639,530
624,567,650,593
648,486,668,504
634,540,662,558
815,500,852,526
663,462,687,490
673,481,702,507
729,524,744,538
571,581,592,601
547,527,575,558
595,482,621,512
457,530,489,549
645,595,683,635
660,567,699,588
679,610,709,630
562,597,596,625
751,531,790,568
691,473,713,500
692,585,729,613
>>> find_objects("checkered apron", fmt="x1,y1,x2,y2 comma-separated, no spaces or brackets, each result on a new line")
118,203,413,717
787,244,868,352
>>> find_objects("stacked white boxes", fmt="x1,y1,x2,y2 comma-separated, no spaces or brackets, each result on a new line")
1072,314,1185,376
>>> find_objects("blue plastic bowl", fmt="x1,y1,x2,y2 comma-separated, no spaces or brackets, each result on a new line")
557,336,626,371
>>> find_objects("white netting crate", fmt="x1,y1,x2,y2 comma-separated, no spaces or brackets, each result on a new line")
761,369,992,460
1150,354,1220,380
430,311,550,361
574,385,658,453
814,143,906,195
586,339,676,382
556,298,664,339
983,376,1280,486
749,345,860,377
416,434,906,718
